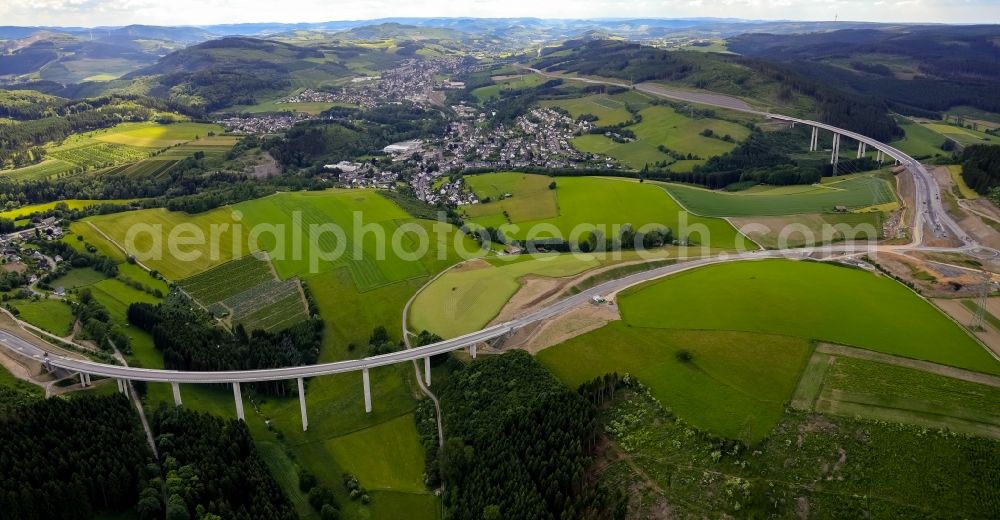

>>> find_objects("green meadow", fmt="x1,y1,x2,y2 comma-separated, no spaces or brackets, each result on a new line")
540,258,1000,443
1,121,223,181
540,93,637,126
87,205,246,280
471,74,546,102
619,260,999,374
922,122,994,147
539,326,812,443
659,171,897,217
409,254,601,338
810,356,1000,437
0,199,134,220
893,118,949,157
93,121,223,148
88,189,473,284
51,267,109,289
462,172,559,226
571,104,751,170
325,413,428,493
463,173,741,247
11,299,75,336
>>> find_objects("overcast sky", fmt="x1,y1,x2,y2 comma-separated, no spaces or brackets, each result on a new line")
1,0,997,27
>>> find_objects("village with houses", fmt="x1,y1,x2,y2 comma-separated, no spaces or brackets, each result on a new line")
214,57,619,212
0,216,70,300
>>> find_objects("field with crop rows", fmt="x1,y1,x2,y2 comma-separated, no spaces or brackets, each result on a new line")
49,141,152,169
178,253,308,332
218,278,308,332
0,159,75,181
178,254,275,304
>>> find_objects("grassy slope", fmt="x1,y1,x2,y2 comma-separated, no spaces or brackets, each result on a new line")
409,254,601,338
93,122,223,148
539,93,635,126
462,172,559,227
659,172,897,217
87,206,245,280
893,118,948,158
464,174,740,247
11,299,75,336
571,104,750,170
0,199,135,220
619,259,999,374
814,356,1000,436
539,325,812,443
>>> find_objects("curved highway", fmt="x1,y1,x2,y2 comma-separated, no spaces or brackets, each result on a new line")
18,250,809,382
0,75,985,387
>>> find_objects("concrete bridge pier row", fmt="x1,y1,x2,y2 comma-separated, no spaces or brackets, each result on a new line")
233,382,245,421
116,379,126,394
877,150,884,164
171,382,182,406
469,343,477,359
297,377,308,432
809,126,819,152
857,142,867,159
424,356,432,386
363,368,372,413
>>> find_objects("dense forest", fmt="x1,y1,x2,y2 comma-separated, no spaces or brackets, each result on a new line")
128,291,322,394
434,351,625,519
0,390,300,520
149,406,298,520
124,37,327,113
729,26,1000,116
960,144,1000,195
0,395,153,520
533,39,903,142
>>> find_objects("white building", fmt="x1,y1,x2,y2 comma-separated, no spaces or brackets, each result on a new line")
383,140,423,155
324,161,363,173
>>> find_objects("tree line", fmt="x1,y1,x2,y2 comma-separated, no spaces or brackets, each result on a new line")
127,290,322,395
0,395,153,520
961,145,1000,196
147,406,297,520
434,350,627,519
0,94,190,165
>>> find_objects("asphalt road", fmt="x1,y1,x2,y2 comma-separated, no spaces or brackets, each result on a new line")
3,250,835,383
0,74,987,385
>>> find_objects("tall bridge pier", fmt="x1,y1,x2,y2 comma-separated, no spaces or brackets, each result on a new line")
362,367,372,413
233,382,245,421
830,133,841,168
297,377,308,432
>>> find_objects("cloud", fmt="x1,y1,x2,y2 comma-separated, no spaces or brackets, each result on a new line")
0,0,994,27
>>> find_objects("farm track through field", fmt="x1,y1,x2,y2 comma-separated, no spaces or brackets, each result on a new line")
815,342,1000,387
